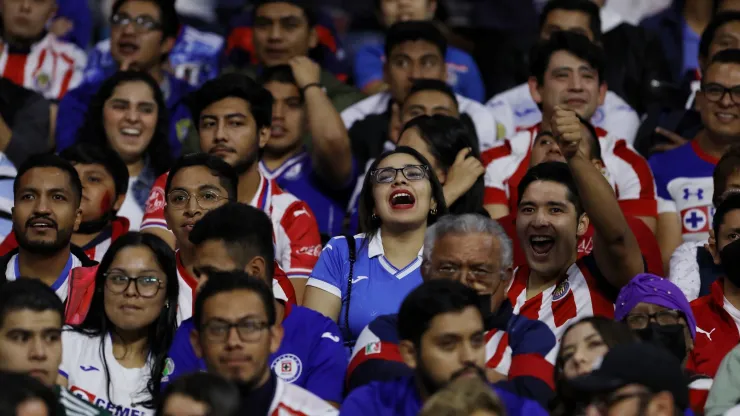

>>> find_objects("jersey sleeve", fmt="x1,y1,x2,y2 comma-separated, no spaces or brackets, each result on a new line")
54,83,91,152
162,320,204,389
140,172,169,230
59,329,80,379
608,139,658,218
668,241,702,301
346,315,409,392
306,237,348,299
453,52,485,103
482,142,515,207
504,314,556,391
353,44,384,91
486,95,516,140
303,315,348,403
602,97,640,145
275,201,322,280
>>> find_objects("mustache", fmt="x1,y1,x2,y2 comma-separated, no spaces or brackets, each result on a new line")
25,216,57,229
449,363,487,383
209,145,236,154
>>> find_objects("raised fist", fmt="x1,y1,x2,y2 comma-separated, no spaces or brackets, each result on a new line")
551,106,583,160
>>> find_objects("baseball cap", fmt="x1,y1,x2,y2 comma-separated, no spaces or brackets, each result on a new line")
568,342,689,410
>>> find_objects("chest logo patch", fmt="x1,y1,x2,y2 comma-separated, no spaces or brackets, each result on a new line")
271,353,302,384
552,280,571,302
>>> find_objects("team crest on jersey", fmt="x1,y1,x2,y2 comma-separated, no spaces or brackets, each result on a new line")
272,354,302,383
552,279,571,302
34,73,51,91
365,342,381,355
176,118,192,141
145,186,166,214
162,357,175,382
681,206,711,234
70,385,97,403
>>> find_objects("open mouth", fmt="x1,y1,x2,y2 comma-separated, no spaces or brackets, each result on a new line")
117,41,139,55
271,125,286,137
28,219,56,230
529,235,555,256
389,189,416,210
120,127,141,139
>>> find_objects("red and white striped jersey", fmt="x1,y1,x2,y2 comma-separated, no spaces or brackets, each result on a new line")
482,124,658,218
269,377,338,415
81,217,130,262
142,172,322,281
0,33,86,100
507,256,617,363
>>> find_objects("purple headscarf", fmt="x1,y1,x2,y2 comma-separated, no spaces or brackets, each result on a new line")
614,273,697,341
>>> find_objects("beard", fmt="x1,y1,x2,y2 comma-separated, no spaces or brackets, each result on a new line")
232,149,261,175
416,358,487,397
14,223,73,255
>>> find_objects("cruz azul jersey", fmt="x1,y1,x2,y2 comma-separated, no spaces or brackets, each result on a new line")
0,33,86,100
141,172,322,280
259,152,356,238
649,140,717,241
482,124,657,218
306,234,423,341
4,250,88,301
486,83,640,144
60,330,153,416
85,25,223,87
508,255,618,363
164,306,347,403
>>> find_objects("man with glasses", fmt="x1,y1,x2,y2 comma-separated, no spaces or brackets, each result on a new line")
55,0,194,156
346,214,556,406
649,48,740,270
190,271,338,415
569,343,691,416
0,0,86,100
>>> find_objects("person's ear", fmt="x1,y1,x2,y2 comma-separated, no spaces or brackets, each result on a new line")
258,126,271,149
113,193,125,212
426,0,438,19
708,229,721,265
190,329,203,358
245,256,268,280
269,324,284,354
160,36,176,56
73,208,82,232
528,76,542,105
576,212,589,237
307,26,318,49
399,340,418,369
597,82,607,107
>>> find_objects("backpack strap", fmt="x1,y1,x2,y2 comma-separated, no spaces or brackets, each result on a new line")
342,234,357,347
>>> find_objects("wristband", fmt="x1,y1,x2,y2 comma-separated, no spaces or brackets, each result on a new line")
301,83,323,92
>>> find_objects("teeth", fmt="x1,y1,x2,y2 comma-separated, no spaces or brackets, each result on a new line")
121,128,141,136
531,236,552,242
392,192,411,200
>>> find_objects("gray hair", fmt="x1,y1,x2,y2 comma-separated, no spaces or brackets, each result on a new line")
422,214,513,270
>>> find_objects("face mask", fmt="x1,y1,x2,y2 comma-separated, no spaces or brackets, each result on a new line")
477,293,492,317
720,238,740,287
634,323,687,363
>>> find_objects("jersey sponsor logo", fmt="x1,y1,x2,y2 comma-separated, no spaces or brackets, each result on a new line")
683,187,705,201
145,186,166,214
365,341,381,355
681,206,711,234
297,244,322,257
95,398,149,416
351,275,368,285
577,237,594,256
514,107,538,118
80,365,99,372
552,279,571,302
272,353,302,383
70,385,97,402
696,327,716,341
321,332,340,343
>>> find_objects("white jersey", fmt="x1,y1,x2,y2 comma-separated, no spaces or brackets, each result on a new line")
5,253,85,301
269,377,338,416
668,240,706,302
0,33,86,100
60,329,153,416
486,83,640,145
341,91,501,151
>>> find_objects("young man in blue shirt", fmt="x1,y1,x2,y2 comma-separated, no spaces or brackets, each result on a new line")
341,279,547,415
164,202,347,406
258,62,356,238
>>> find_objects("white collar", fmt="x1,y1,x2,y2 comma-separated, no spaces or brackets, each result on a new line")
367,231,423,258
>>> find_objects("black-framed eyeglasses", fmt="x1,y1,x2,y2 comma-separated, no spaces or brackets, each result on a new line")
104,272,164,298
624,309,682,329
370,165,429,184
202,319,270,343
110,13,163,32
701,83,740,104
166,189,229,210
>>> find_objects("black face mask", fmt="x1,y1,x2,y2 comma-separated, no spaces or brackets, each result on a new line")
720,238,740,287
76,211,116,235
635,323,687,363
477,293,492,318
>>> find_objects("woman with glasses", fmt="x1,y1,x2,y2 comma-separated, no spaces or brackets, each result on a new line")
303,147,448,346
397,115,486,216
76,70,174,230
59,232,179,414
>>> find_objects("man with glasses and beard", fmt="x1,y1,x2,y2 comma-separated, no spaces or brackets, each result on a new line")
0,154,97,301
341,279,547,415
191,271,337,415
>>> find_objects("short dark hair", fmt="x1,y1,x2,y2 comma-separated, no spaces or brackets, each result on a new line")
189,74,274,132
713,191,740,236
704,48,740,78
158,373,240,416
398,279,481,347
253,0,317,28
404,79,458,109
517,161,584,217
713,146,740,206
257,65,303,102
188,203,275,281
60,143,130,197
529,31,606,85
164,153,239,200
14,153,82,205
0,278,64,330
193,271,276,331
384,21,447,60
700,12,740,60
111,0,179,40
0,371,57,416
539,0,602,42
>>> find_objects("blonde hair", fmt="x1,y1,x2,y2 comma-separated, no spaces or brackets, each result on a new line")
419,377,506,416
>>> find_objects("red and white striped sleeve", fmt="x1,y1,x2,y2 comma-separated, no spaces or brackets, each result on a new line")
271,195,322,280
601,136,658,218
140,172,170,230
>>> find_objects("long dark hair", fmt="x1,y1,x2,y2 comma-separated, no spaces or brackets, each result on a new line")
72,232,179,409
77,70,173,176
358,146,448,244
400,115,484,215
550,317,637,416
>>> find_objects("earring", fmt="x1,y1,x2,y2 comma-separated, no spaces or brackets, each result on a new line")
430,208,438,215
371,213,378,220
165,300,170,308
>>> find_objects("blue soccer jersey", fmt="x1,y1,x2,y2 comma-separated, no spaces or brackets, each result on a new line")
258,152,357,238
164,306,347,404
649,140,717,242
306,234,423,343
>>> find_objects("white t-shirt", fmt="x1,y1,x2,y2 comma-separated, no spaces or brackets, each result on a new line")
119,177,143,231
60,329,153,416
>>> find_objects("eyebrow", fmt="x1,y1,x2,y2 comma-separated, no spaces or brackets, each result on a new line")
107,267,163,274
